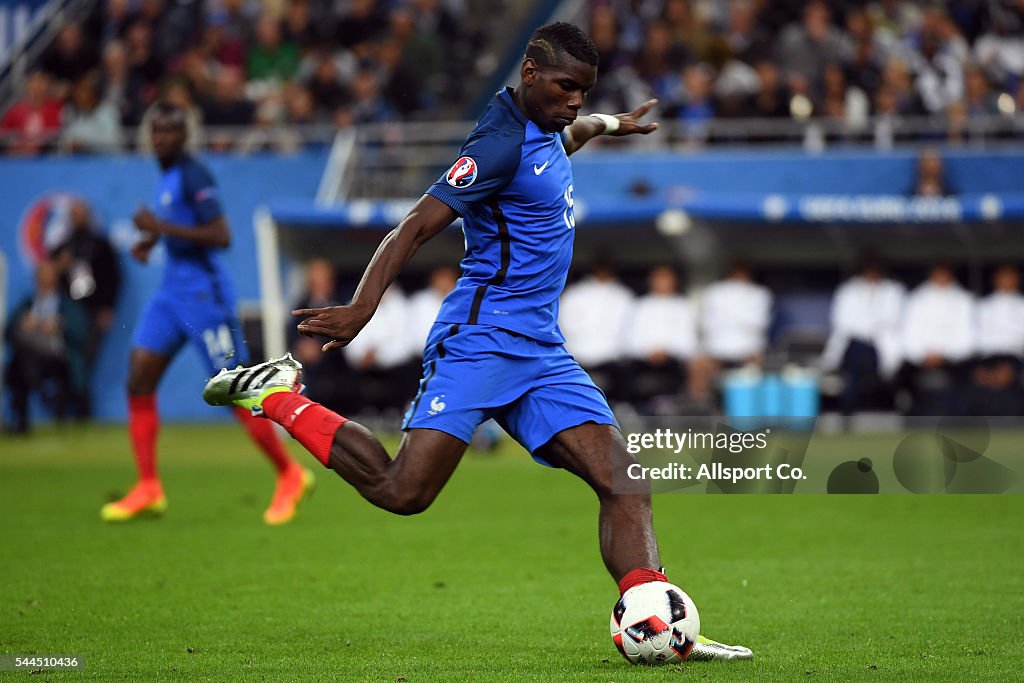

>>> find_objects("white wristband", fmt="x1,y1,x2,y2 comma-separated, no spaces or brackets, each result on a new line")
592,113,620,135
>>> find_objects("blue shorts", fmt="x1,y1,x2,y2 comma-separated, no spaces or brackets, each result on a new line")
402,323,618,459
132,288,249,375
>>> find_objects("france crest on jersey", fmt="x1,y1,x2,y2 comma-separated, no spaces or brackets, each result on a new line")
427,87,576,344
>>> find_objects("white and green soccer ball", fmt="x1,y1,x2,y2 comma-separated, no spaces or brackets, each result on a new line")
610,581,700,665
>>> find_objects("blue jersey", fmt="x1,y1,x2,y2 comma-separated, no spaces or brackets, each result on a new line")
134,155,247,371
427,87,576,344
153,155,235,302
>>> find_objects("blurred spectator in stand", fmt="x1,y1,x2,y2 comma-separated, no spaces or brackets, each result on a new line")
99,40,144,125
723,0,774,65
911,148,950,197
898,264,975,415
910,21,964,116
560,259,633,405
591,4,625,79
49,199,121,416
388,5,442,108
304,50,353,116
775,0,849,100
744,60,790,118
963,63,1000,117
343,286,418,415
349,65,395,123
821,254,905,416
843,7,886,97
663,0,714,62
1,70,63,155
89,0,134,45
819,62,869,136
247,14,300,87
137,76,204,152
335,0,388,50
288,258,355,414
124,20,166,111
282,0,322,51
61,74,124,153
669,63,716,144
207,0,253,69
4,260,90,433
408,265,458,353
40,22,99,99
634,20,689,102
974,8,1024,91
880,57,926,116
201,66,256,151
690,261,773,403
177,47,216,105
968,264,1024,415
378,38,421,117
624,265,697,414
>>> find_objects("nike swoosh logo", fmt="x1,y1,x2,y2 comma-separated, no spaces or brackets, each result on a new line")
533,160,550,175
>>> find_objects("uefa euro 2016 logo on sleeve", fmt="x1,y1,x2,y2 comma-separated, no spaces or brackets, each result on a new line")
446,157,478,188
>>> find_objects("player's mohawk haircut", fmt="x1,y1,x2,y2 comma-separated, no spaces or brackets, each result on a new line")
526,22,599,69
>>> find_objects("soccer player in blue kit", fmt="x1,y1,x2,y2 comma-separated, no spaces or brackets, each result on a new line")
205,24,751,660
102,103,314,525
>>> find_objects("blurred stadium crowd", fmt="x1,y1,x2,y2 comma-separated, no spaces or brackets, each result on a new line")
1,0,494,154
5,0,1024,154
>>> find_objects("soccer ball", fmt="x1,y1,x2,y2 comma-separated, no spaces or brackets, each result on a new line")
610,581,700,665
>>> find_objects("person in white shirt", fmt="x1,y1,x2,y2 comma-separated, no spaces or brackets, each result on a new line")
407,266,458,354
560,260,634,403
690,261,773,405
898,264,975,415
969,264,1024,415
625,265,697,412
343,286,419,413
821,256,905,415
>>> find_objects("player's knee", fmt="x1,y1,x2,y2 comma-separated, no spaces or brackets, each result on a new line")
365,479,435,516
387,488,435,516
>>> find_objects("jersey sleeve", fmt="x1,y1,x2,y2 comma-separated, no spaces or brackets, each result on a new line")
426,128,522,216
181,159,224,223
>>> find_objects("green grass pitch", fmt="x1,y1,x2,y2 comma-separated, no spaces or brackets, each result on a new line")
2,424,1022,681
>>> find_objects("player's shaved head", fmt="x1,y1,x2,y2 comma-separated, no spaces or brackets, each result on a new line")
526,22,598,70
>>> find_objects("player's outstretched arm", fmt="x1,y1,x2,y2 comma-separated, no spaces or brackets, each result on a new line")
133,206,231,249
295,194,458,352
563,99,659,155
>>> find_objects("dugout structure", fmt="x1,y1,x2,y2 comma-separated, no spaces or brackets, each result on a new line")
254,189,1024,368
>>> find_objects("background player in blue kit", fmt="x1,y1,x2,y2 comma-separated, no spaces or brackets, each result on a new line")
102,103,313,525
205,24,751,660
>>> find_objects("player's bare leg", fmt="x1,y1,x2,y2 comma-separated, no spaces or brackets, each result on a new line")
101,348,172,521
205,354,467,515
533,422,659,581
537,421,753,661
327,425,467,515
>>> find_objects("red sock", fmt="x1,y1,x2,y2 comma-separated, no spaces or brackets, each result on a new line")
261,393,347,467
618,568,669,595
128,394,159,482
234,407,295,474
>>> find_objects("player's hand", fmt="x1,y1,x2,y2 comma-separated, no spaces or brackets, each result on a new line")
130,234,158,263
133,206,162,234
293,304,371,352
607,99,659,137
